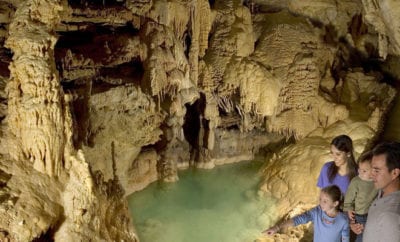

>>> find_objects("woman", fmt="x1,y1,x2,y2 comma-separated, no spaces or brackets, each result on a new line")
317,134,357,194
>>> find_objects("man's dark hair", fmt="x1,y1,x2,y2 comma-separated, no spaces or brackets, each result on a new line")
372,141,400,172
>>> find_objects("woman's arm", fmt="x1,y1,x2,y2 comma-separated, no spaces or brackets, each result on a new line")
317,162,330,188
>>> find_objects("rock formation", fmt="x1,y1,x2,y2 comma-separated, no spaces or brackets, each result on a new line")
0,0,398,241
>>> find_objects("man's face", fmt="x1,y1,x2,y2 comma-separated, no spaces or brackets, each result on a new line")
371,154,398,191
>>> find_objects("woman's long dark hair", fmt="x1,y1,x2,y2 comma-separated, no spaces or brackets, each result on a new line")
328,135,357,182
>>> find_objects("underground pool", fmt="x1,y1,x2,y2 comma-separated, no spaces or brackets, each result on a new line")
127,160,278,242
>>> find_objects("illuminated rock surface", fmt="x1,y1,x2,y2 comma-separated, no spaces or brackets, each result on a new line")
0,0,398,241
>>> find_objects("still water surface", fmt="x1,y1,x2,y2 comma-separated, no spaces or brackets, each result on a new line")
128,161,276,242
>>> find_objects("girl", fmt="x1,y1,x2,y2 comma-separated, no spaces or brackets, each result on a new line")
262,185,349,242
317,135,357,194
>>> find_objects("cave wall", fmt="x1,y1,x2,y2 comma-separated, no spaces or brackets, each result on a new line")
0,0,399,241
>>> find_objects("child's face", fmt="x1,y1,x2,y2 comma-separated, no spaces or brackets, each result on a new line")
358,161,372,181
319,191,338,213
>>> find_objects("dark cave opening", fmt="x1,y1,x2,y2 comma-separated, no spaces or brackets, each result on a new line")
0,46,12,77
31,213,65,242
95,58,145,88
183,101,201,149
183,29,191,59
32,231,54,242
60,80,92,149
331,43,398,88
55,30,94,49
208,0,216,8
55,23,140,69
68,0,125,9
183,94,206,149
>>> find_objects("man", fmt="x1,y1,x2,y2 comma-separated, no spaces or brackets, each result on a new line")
351,141,400,242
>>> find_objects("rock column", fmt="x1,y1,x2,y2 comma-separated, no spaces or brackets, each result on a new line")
5,0,68,176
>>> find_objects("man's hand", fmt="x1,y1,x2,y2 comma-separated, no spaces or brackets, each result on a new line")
350,221,364,235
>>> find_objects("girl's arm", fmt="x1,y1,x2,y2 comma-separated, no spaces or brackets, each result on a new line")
262,206,317,236
262,219,294,236
342,219,350,242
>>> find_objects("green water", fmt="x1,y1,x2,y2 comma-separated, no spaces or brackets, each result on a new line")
127,161,277,242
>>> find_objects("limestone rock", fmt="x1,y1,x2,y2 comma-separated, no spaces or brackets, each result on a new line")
0,0,399,241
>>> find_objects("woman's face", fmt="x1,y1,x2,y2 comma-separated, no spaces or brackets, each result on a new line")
330,145,348,168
